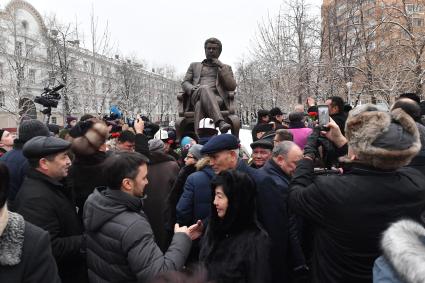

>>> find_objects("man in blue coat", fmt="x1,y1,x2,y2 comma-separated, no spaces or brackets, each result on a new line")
261,141,308,279
0,120,50,206
201,134,291,283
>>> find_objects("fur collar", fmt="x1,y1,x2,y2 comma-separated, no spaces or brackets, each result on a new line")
381,219,425,283
0,211,24,266
195,157,210,171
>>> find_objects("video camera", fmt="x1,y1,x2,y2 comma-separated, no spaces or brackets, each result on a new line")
34,84,64,109
127,115,159,139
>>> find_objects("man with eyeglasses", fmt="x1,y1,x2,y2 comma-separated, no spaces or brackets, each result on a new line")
273,129,294,146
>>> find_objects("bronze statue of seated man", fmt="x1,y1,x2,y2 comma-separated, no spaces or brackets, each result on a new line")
181,38,237,133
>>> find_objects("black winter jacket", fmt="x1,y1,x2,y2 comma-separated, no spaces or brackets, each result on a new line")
200,227,270,283
236,160,290,283
0,211,61,283
0,142,28,203
83,187,192,283
289,159,425,283
260,159,307,271
68,151,107,221
14,168,86,283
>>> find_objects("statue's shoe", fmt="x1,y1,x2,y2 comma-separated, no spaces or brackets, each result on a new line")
218,121,231,133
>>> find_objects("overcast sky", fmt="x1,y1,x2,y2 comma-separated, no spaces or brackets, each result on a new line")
12,0,322,75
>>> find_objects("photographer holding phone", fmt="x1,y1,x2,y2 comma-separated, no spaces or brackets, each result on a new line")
325,96,347,135
289,104,425,283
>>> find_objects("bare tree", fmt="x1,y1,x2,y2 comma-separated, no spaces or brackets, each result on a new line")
44,15,81,116
0,5,40,121
237,0,320,119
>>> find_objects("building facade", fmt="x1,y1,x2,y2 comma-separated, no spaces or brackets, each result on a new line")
0,0,179,128
320,0,425,106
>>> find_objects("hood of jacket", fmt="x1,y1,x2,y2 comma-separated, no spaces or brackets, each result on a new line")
381,219,425,283
83,187,144,232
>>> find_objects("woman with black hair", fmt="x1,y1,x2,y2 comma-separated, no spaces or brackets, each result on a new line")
199,170,271,283
0,163,60,282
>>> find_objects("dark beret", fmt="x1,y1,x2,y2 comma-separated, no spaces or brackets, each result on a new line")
250,139,273,150
200,134,239,155
256,123,274,133
23,136,71,159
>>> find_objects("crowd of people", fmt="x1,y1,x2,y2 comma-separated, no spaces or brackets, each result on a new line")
0,92,425,283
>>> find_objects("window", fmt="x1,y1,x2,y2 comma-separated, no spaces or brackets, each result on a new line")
337,3,347,14
0,63,3,79
51,117,57,124
90,62,95,73
48,71,56,85
28,69,36,84
27,44,34,58
0,91,4,107
15,41,22,56
406,4,423,14
413,18,424,27
83,61,88,71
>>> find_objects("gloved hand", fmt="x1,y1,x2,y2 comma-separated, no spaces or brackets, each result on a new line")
303,127,321,160
69,120,94,138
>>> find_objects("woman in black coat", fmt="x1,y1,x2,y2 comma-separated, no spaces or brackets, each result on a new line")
199,170,271,283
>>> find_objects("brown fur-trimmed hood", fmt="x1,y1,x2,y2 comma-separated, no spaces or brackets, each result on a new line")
195,156,210,171
343,104,420,170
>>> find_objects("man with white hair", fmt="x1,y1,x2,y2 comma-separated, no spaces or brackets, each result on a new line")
260,141,307,277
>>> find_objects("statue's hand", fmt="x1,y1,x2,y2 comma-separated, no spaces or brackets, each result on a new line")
212,58,224,68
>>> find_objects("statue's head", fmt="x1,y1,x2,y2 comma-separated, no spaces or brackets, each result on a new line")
204,38,222,59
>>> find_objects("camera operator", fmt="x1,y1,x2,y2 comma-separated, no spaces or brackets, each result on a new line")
288,104,425,283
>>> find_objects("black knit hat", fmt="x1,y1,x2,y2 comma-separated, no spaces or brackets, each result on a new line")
269,107,283,117
257,110,269,119
18,120,50,143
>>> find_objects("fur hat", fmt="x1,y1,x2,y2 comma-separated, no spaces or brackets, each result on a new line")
70,120,109,155
344,104,420,170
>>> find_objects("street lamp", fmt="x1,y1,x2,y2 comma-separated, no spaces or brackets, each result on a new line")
272,97,276,108
346,81,353,106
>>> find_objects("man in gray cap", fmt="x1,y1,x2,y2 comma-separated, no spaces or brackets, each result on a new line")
14,136,87,283
0,119,50,204
250,139,273,169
